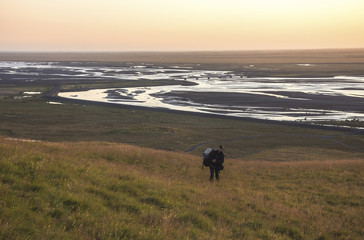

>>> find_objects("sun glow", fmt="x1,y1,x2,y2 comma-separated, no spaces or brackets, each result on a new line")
1,0,363,51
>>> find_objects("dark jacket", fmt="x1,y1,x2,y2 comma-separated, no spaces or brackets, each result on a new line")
208,149,224,169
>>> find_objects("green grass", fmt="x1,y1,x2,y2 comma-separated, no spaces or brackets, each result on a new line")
1,137,363,239
0,95,363,160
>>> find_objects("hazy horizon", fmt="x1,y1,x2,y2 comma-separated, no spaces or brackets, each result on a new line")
1,47,364,53
2,0,364,52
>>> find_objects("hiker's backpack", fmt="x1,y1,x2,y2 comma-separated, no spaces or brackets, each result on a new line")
202,148,212,167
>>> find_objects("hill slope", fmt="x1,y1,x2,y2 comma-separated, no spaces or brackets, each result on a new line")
0,137,363,239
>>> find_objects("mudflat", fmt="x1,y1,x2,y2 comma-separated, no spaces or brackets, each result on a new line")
1,49,364,76
1,50,364,126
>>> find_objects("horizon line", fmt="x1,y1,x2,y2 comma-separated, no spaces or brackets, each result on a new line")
1,47,364,54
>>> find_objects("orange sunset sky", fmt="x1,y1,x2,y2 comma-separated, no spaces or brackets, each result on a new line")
1,0,364,51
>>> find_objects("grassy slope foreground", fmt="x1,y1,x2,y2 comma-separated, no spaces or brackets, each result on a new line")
0,137,363,240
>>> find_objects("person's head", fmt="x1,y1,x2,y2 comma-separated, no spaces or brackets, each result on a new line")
218,145,224,153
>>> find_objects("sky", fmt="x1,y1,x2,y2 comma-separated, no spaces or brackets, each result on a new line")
1,0,364,51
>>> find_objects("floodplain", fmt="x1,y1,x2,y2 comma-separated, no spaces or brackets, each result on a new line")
0,50,364,239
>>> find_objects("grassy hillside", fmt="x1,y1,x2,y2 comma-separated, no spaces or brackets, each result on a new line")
1,136,363,239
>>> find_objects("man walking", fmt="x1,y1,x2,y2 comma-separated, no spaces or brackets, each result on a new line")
208,145,224,182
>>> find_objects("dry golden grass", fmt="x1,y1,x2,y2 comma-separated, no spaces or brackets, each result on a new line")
1,136,363,239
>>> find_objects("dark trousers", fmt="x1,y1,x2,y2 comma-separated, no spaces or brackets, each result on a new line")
210,166,219,180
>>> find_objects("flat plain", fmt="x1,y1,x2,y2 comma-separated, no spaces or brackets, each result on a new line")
1,50,364,239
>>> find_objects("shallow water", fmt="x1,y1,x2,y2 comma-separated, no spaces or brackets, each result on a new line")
59,76,364,122
1,61,364,123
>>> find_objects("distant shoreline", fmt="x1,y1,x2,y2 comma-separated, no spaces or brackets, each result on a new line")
1,48,364,65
